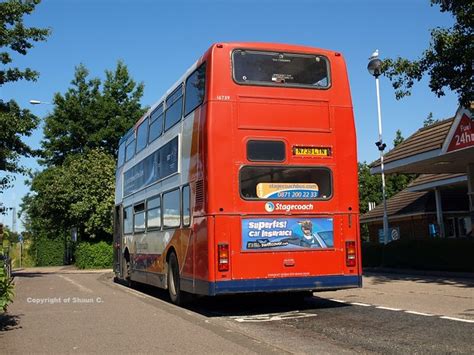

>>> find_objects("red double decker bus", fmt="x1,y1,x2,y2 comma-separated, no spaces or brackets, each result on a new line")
113,42,361,304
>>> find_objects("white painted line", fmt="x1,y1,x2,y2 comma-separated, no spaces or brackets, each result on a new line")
439,316,474,323
404,311,435,317
350,302,371,307
230,310,317,323
58,275,93,293
376,306,402,311
329,299,348,303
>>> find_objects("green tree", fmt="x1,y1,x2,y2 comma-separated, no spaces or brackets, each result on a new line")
423,112,439,127
382,0,473,107
358,161,382,214
21,61,145,245
0,0,50,195
393,129,404,148
62,149,116,240
41,62,145,166
21,149,116,242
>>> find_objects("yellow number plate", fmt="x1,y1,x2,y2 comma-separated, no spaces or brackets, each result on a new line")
293,147,331,157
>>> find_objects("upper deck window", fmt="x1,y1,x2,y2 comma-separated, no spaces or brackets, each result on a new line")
125,136,135,162
117,142,125,167
185,63,206,116
136,118,149,153
164,84,183,131
149,103,164,143
232,50,330,89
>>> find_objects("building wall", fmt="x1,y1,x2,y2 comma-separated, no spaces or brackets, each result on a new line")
364,214,466,243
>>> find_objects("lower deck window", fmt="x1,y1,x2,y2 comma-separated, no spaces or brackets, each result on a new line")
240,166,332,200
123,206,133,234
134,203,145,233
163,189,180,228
147,195,161,230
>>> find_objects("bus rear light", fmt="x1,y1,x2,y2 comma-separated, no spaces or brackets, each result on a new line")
218,243,229,272
346,241,356,267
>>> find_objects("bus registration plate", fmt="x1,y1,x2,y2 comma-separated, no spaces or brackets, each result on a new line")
293,146,331,157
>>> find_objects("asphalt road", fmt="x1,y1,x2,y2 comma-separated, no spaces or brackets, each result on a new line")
1,267,473,354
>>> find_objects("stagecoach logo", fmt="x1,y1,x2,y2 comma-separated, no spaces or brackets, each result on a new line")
265,202,314,213
265,202,275,212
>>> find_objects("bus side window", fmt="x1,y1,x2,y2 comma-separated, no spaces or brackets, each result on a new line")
163,189,180,228
117,141,125,167
147,195,161,230
182,185,191,227
184,63,206,116
125,136,135,162
136,118,149,153
134,203,145,233
123,206,133,235
149,103,164,143
164,84,183,131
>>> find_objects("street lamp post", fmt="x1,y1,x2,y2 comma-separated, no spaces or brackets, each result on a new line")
367,50,390,245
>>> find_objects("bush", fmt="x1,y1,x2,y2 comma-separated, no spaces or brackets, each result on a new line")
32,237,65,266
0,249,14,312
362,239,474,272
75,241,112,269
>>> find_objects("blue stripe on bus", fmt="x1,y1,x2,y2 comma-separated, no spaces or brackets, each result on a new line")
202,275,362,296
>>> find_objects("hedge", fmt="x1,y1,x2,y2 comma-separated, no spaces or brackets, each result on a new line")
33,237,65,266
362,239,474,272
75,241,113,269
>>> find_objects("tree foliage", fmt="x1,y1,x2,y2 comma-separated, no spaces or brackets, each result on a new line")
0,0,49,195
423,112,439,127
382,0,473,107
41,62,145,166
21,149,116,241
21,61,145,245
0,0,50,84
0,100,39,190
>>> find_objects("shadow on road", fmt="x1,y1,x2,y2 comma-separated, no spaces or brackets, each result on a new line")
365,272,474,288
186,294,350,318
13,268,110,278
0,313,21,332
118,278,350,318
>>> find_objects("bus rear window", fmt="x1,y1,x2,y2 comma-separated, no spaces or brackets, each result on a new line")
240,166,332,200
232,50,330,88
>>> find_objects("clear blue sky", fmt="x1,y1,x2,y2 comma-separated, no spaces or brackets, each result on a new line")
1,0,458,230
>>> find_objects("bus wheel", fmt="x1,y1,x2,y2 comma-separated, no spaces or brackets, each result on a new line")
167,252,181,305
122,253,133,287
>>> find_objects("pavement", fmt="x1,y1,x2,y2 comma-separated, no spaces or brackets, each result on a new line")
321,271,474,321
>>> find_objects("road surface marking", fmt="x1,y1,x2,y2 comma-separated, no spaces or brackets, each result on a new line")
350,302,371,307
327,297,473,323
58,275,93,293
404,311,435,317
329,299,347,303
439,316,474,323
376,306,402,311
230,310,317,323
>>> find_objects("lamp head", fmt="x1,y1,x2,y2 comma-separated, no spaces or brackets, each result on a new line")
368,50,383,78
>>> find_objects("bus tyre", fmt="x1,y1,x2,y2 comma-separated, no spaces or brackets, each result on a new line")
122,254,133,287
167,252,182,305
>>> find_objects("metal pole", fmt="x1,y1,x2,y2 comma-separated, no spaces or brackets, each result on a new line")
11,207,16,233
375,76,390,244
